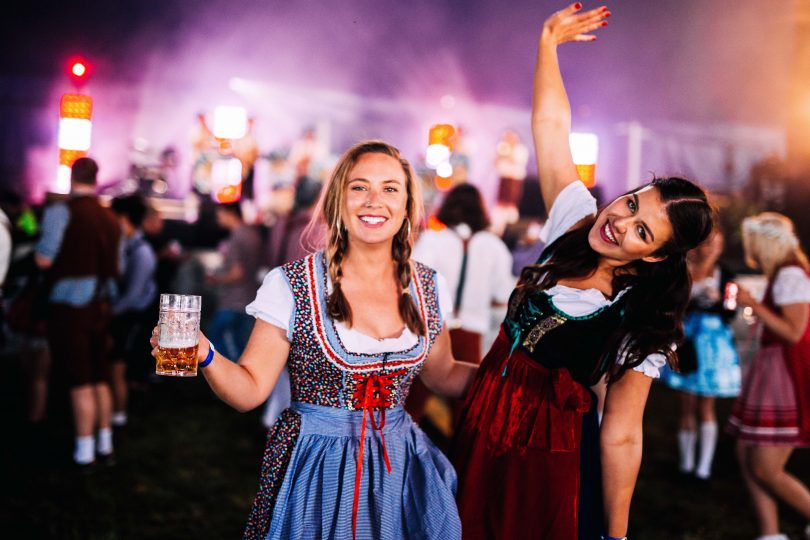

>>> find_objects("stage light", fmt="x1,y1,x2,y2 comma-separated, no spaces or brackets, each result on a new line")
56,165,72,194
213,106,248,140
67,56,91,86
436,161,453,178
60,93,93,120
71,62,86,77
427,215,446,231
58,118,92,151
211,158,243,203
425,144,451,168
428,124,455,148
426,123,455,169
55,93,93,193
569,132,599,188
434,175,453,192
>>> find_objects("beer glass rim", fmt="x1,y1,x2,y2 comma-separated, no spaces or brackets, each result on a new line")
160,293,202,312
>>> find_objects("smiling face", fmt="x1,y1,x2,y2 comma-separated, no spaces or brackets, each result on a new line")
587,186,674,264
341,152,409,247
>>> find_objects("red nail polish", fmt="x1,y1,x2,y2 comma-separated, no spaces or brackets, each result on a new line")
574,3,582,9
605,11,612,17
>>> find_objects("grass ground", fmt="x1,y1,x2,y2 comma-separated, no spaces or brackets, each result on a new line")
2,356,808,539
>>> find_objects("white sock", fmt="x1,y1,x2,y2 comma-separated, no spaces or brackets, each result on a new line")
97,427,114,456
111,411,128,426
677,429,697,473
755,535,789,540
74,435,95,465
695,421,718,479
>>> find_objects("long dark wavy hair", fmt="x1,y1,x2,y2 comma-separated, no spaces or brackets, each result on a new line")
517,177,714,381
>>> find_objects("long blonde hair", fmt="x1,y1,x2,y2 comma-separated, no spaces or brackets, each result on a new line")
742,212,809,278
307,140,425,334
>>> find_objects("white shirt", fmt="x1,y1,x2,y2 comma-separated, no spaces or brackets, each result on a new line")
0,209,12,288
246,264,452,354
413,227,515,334
538,181,667,378
772,266,810,306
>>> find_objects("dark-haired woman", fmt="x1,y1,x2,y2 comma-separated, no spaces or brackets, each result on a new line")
453,4,714,540
408,184,514,424
153,141,476,539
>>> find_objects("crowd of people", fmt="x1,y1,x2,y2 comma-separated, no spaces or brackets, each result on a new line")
3,3,810,540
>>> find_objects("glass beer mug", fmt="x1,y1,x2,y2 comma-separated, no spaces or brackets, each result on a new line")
156,294,202,376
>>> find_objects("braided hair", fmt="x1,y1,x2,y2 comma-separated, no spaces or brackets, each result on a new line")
309,140,426,335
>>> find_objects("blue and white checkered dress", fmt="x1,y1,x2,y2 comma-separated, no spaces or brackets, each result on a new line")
243,253,461,540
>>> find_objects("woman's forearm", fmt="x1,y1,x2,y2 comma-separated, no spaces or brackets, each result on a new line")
425,360,478,399
751,302,806,344
532,25,580,210
197,341,267,412
532,35,572,129
601,437,642,537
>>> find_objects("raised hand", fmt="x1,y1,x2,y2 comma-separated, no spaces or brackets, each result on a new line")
542,3,610,46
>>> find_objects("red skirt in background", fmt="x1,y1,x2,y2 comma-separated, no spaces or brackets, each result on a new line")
454,329,601,540
728,342,810,446
405,328,482,424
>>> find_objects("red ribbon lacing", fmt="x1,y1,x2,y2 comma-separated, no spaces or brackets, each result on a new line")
350,371,399,540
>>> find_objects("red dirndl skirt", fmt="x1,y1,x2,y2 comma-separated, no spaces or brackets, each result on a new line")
727,342,810,446
453,329,603,540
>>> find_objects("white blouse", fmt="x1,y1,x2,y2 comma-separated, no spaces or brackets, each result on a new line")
538,181,668,378
246,265,452,354
772,266,810,306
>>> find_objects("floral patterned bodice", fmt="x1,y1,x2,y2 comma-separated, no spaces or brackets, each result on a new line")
280,252,443,410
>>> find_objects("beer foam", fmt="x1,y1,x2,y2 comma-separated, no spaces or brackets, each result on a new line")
158,338,199,349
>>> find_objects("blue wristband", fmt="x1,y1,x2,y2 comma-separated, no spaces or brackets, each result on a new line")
199,341,215,368
602,536,627,540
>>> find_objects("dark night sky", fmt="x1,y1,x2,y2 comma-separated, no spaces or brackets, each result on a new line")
2,0,795,123
0,0,797,197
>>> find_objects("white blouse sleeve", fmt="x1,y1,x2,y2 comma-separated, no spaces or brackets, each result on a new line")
436,272,453,324
539,181,597,246
632,352,668,379
615,339,673,379
772,267,810,306
245,268,295,340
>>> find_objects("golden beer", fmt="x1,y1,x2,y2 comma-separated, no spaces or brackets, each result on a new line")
156,344,199,376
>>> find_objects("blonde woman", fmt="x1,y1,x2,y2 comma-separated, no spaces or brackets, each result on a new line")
153,141,476,539
728,212,810,540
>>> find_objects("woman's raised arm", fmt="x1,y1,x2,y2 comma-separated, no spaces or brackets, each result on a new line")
533,3,609,212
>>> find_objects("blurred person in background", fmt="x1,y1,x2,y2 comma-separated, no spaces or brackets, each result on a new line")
409,183,514,427
142,205,182,295
234,117,260,203
109,194,157,427
728,212,810,540
260,175,323,430
491,129,530,235
2,190,50,427
205,202,261,360
34,157,120,467
660,226,741,482
0,193,12,345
